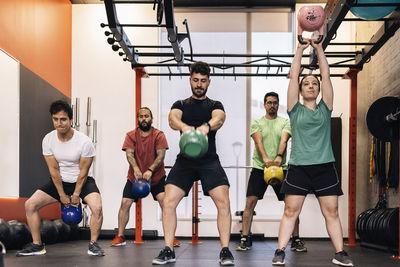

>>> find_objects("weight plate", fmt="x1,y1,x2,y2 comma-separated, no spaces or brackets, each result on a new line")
359,209,375,241
365,209,386,243
385,208,399,247
374,208,392,245
356,209,373,239
366,96,400,142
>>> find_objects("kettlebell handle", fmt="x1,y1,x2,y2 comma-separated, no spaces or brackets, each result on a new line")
297,35,324,45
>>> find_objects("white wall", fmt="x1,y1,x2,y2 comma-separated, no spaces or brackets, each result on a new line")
0,49,19,197
72,4,159,231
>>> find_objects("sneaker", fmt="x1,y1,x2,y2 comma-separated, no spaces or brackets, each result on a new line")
88,242,105,256
236,235,251,251
110,235,126,246
173,237,181,247
152,246,176,265
332,250,354,266
290,238,307,252
16,243,46,257
272,249,285,266
219,247,234,266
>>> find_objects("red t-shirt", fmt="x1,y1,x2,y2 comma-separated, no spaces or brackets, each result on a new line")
122,127,168,186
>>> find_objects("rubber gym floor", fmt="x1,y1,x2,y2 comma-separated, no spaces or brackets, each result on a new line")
2,239,399,267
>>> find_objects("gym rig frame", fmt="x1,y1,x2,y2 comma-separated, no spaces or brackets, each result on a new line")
103,0,400,258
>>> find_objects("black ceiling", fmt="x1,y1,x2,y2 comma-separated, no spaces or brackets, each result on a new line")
173,0,298,8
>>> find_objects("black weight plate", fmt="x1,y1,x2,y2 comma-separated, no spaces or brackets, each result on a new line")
384,208,399,247
356,209,373,239
360,209,375,241
359,209,376,241
356,211,365,237
365,209,386,243
381,208,394,246
366,96,400,142
374,208,393,245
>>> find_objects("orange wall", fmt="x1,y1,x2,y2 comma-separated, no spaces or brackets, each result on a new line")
0,0,72,97
0,197,61,222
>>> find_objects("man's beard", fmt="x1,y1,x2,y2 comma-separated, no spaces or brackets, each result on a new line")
267,109,277,116
139,121,152,131
191,86,208,98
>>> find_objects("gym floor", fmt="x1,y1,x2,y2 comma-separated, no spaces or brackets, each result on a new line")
2,239,399,267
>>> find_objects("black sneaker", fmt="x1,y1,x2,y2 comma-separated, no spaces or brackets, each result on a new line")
290,238,307,252
88,242,105,256
152,246,176,265
332,250,354,266
272,249,285,266
16,243,46,257
219,247,234,266
236,235,251,251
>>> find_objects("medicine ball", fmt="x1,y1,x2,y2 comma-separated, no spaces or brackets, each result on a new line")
69,224,80,241
53,219,71,242
0,219,10,246
350,0,400,20
7,220,32,249
40,219,59,244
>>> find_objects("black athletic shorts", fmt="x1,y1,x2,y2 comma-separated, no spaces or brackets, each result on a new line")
38,176,100,203
280,162,343,197
166,157,230,196
122,175,166,201
246,168,286,201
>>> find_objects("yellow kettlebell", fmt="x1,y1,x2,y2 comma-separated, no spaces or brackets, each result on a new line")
264,166,284,186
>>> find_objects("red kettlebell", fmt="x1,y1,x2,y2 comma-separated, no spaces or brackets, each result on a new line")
297,5,325,44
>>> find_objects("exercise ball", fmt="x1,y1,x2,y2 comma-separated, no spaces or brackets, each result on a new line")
61,205,83,225
6,220,32,249
264,166,284,186
53,219,71,242
132,179,151,198
40,219,59,244
297,5,325,44
350,0,400,20
179,129,208,159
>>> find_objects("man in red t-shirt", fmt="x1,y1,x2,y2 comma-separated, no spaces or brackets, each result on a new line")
110,107,179,246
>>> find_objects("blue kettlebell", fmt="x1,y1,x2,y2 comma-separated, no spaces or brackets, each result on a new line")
61,204,83,225
132,179,151,198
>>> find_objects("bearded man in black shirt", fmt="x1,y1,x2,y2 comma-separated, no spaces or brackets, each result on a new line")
152,61,234,266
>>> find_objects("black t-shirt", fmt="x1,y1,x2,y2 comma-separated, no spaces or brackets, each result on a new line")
171,96,225,160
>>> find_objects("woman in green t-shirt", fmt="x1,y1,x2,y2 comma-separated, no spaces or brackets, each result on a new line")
272,40,353,267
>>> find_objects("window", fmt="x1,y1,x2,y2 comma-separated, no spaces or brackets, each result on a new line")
159,11,293,220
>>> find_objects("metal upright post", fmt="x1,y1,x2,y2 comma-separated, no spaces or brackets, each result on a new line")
189,181,201,245
344,68,359,247
133,67,147,244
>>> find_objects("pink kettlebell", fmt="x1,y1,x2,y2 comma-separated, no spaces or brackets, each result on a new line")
297,5,325,44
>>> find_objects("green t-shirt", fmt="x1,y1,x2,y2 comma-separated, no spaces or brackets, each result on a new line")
287,100,335,165
250,116,291,170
